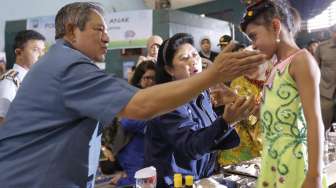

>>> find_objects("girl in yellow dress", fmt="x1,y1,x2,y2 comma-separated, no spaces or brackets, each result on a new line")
240,0,325,187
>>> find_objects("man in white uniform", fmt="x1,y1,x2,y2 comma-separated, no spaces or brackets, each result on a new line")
0,30,45,124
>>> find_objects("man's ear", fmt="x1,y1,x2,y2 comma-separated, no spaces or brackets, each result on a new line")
14,48,22,56
65,23,77,43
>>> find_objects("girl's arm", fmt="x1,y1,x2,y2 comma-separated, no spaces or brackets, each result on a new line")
290,51,324,179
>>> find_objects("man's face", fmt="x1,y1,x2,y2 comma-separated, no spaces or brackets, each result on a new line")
147,36,163,59
72,10,110,62
15,39,45,68
308,42,318,55
148,43,160,59
201,39,211,53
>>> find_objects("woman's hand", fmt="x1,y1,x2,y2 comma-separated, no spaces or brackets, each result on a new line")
210,83,237,107
223,95,258,125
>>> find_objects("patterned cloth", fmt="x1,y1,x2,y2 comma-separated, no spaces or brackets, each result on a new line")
218,76,263,166
258,50,309,188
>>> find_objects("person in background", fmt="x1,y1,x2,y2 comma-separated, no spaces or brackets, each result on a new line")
315,24,336,131
241,0,325,187
198,37,218,62
137,35,163,66
0,52,6,75
117,60,157,186
306,40,319,57
0,2,265,187
218,35,232,51
0,30,45,125
144,33,259,187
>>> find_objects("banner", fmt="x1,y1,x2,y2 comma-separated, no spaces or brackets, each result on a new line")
27,16,55,48
26,10,153,50
106,10,153,49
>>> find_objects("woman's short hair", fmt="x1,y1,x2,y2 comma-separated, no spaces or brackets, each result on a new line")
130,60,156,88
156,33,194,84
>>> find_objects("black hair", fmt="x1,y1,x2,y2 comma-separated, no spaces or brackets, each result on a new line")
240,0,301,36
156,33,194,84
55,2,104,39
232,43,246,52
131,60,156,88
13,30,45,51
200,38,210,44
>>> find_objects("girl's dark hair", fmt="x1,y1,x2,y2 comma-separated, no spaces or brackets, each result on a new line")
156,33,194,84
240,0,301,36
131,60,156,88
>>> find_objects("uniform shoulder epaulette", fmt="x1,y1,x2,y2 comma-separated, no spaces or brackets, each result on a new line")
0,69,20,88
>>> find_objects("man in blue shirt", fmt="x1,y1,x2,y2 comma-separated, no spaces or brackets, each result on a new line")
0,2,265,188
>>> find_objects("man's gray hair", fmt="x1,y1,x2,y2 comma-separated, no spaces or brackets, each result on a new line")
55,2,104,39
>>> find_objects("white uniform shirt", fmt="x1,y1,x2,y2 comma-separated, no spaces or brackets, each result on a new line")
0,64,28,117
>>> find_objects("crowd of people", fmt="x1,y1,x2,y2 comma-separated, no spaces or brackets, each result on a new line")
0,0,335,188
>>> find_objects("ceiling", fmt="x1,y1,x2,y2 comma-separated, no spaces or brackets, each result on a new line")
143,0,215,9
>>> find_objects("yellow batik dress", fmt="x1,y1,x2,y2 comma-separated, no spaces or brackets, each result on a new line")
218,76,263,166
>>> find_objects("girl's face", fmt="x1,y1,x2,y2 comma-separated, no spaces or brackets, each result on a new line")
167,43,202,80
245,23,277,59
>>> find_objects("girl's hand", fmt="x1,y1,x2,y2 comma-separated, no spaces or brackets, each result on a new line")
301,175,323,188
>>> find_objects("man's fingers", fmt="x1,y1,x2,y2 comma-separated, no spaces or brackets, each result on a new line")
229,50,262,59
221,42,238,53
228,54,266,74
216,50,261,65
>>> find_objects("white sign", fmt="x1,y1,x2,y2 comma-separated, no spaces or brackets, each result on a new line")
26,10,153,50
27,16,55,48
106,10,153,49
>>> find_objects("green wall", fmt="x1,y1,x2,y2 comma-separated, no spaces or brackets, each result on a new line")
4,20,26,69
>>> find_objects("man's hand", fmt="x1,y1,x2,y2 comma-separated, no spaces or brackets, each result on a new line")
223,96,259,125
209,42,266,82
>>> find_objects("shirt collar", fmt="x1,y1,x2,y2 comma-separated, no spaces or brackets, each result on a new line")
12,64,28,81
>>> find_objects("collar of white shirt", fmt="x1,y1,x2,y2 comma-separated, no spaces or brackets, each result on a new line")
12,64,28,82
